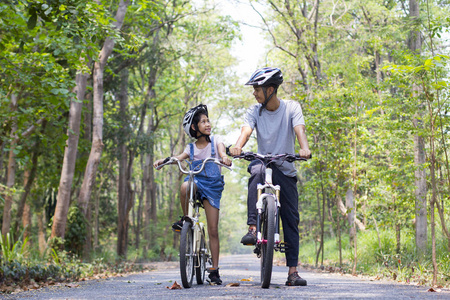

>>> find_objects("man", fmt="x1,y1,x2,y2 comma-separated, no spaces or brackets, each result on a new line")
229,67,311,286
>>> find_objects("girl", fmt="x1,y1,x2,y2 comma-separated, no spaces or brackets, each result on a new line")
153,104,231,285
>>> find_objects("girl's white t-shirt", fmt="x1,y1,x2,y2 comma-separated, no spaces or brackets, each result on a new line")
183,135,223,160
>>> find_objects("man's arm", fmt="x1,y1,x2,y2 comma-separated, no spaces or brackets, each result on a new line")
294,124,311,158
230,126,253,156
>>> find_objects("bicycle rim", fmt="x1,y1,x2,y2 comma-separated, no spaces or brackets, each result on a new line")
180,222,194,288
260,197,276,288
195,229,207,284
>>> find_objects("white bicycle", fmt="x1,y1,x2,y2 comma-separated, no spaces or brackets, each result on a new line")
156,157,230,288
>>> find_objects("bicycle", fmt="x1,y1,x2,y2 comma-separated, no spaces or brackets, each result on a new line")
229,151,308,288
156,156,231,288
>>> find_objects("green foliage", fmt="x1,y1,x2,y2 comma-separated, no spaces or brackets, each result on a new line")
64,205,87,257
0,233,28,265
299,228,450,286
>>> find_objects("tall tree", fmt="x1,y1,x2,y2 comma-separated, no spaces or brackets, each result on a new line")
1,94,18,236
51,66,90,240
409,0,427,257
78,0,130,215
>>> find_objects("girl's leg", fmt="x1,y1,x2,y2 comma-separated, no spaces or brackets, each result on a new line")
203,200,220,268
180,182,188,215
180,182,196,215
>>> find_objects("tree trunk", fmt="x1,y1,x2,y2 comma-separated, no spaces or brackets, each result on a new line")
409,0,427,258
345,188,356,239
37,212,47,255
0,142,5,184
117,68,133,257
430,150,438,286
78,0,130,216
14,145,39,238
51,68,89,240
136,159,144,250
144,124,157,249
143,70,158,254
22,203,31,243
1,94,18,236
352,103,358,276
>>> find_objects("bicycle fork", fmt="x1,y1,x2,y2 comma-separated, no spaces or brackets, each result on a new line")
255,168,287,253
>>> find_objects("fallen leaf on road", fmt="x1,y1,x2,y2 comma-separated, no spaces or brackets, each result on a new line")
240,277,253,281
65,284,80,288
167,281,182,290
226,283,240,287
427,288,437,292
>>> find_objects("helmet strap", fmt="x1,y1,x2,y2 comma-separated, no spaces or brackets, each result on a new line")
193,124,211,142
259,86,277,116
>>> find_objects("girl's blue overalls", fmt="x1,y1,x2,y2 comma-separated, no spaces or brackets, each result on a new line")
184,136,225,209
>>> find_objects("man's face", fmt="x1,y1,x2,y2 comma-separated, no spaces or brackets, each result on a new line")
253,86,265,103
253,86,273,103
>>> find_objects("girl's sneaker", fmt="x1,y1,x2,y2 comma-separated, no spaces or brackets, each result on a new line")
207,268,222,285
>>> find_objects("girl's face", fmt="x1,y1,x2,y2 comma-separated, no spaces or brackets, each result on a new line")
194,114,211,136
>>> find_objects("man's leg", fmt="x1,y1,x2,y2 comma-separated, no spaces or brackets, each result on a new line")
241,161,265,245
273,168,299,267
273,167,306,286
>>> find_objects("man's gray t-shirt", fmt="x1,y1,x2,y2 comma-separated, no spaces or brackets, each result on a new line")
243,99,305,177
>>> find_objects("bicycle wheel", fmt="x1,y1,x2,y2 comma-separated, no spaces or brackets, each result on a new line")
180,222,194,288
260,197,276,288
195,228,207,284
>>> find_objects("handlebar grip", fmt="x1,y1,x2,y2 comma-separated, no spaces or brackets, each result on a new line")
163,157,171,164
226,145,232,156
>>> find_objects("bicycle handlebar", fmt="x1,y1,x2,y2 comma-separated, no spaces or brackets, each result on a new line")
155,156,231,173
226,147,311,163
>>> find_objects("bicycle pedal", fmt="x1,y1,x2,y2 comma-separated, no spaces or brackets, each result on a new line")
275,242,288,253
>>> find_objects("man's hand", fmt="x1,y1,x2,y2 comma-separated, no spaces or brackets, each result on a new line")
229,145,242,156
298,149,311,159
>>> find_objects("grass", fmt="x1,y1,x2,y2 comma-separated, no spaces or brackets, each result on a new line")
0,235,149,294
297,228,450,288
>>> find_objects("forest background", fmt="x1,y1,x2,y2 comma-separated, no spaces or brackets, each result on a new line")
1,0,450,291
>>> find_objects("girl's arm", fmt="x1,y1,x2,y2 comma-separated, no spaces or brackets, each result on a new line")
217,143,232,166
153,152,189,169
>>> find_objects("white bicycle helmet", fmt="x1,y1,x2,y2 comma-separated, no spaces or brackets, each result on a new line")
245,67,283,87
182,104,208,138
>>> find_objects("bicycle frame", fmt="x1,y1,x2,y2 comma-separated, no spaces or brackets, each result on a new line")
255,168,281,246
185,173,208,265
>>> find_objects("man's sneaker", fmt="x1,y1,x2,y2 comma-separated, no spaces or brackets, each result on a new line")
171,217,183,232
285,271,307,286
207,268,222,285
240,228,257,245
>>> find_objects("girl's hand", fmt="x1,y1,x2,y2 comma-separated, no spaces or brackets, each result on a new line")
221,156,232,166
153,159,164,169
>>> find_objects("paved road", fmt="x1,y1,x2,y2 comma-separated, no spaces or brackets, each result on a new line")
3,254,450,299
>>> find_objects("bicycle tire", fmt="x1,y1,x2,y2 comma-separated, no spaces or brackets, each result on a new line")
195,228,207,284
260,196,276,288
180,222,194,288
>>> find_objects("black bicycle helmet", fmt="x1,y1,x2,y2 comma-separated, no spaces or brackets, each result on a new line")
182,104,209,139
246,67,283,115
245,67,283,87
